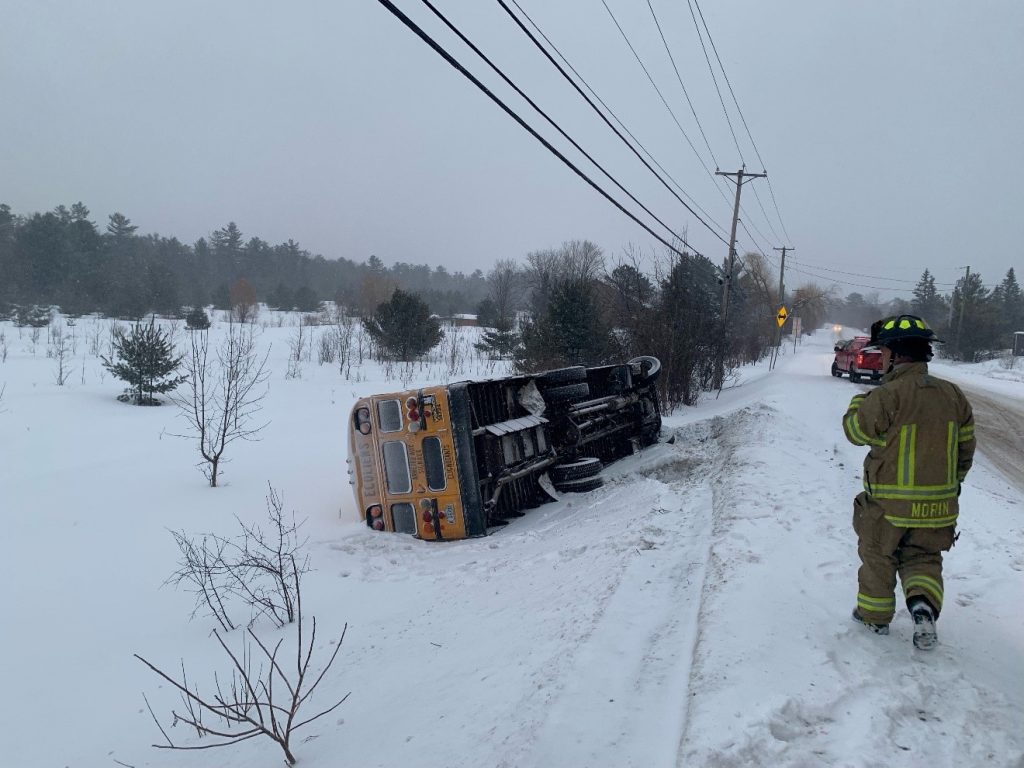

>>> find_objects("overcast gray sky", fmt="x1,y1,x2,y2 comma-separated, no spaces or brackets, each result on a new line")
2,1,1021,298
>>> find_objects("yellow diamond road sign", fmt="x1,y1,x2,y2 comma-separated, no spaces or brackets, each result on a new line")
776,306,788,327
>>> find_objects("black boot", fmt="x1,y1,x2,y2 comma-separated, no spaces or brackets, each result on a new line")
852,608,890,635
908,598,937,650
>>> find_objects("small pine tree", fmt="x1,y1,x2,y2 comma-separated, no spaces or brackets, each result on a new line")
362,289,442,361
102,319,186,405
185,307,211,330
474,325,520,359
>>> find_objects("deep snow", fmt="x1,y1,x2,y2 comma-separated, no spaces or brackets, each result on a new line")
1,316,1021,768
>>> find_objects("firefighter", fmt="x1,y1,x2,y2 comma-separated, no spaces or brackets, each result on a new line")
842,315,975,650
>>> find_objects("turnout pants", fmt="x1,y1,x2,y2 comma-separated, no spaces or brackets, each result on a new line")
852,492,955,624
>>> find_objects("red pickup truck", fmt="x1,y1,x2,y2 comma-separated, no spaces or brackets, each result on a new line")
832,336,884,382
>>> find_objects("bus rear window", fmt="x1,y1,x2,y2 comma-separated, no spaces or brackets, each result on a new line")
391,503,416,534
422,437,446,491
377,400,402,433
382,441,411,494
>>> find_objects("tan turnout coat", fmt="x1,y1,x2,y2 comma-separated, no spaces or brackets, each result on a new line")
843,362,975,528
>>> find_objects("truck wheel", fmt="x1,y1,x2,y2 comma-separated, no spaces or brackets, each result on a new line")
550,457,603,484
544,382,590,406
849,372,861,383
538,366,587,386
555,475,605,493
831,362,842,377
629,356,661,383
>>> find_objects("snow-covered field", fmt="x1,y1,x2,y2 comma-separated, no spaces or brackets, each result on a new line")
1,316,1022,768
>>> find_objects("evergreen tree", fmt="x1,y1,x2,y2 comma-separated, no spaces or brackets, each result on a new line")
517,277,611,370
362,289,442,360
475,326,520,359
106,212,138,238
950,271,999,361
268,282,294,311
293,285,320,312
911,269,946,328
185,307,211,330
102,319,185,405
991,268,1023,346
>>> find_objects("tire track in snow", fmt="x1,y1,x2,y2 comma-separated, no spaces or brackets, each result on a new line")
513,423,722,768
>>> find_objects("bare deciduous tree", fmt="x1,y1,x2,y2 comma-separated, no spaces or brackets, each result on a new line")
136,597,348,765
171,323,270,487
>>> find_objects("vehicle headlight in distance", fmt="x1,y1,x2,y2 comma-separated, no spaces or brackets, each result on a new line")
832,324,843,333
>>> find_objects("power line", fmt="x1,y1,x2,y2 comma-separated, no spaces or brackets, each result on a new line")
496,0,730,245
372,0,701,258
785,258,959,286
413,0,694,255
506,0,731,239
645,0,718,167
598,0,728,201
686,0,744,164
691,0,792,244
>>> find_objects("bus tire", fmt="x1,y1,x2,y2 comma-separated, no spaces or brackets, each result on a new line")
550,457,603,484
555,475,604,493
538,366,587,386
544,382,590,406
629,356,661,383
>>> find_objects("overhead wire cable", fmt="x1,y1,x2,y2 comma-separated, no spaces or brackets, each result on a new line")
692,0,792,243
686,0,743,163
371,0,702,258
412,0,696,257
645,0,718,167
599,0,738,217
494,0,730,246
685,0,783,245
782,265,915,293
507,0,731,239
599,0,715,181
785,258,959,286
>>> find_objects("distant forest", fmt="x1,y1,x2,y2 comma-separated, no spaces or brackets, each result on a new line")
0,202,490,319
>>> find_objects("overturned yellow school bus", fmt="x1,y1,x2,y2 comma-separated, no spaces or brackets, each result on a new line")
346,357,662,540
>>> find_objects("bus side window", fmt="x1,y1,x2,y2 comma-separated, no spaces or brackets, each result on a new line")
422,437,446,491
382,441,412,494
377,400,403,433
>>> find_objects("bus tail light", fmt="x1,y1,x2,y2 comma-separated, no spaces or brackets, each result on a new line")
367,504,384,530
356,407,372,435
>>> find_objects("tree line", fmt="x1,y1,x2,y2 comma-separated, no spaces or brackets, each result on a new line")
823,267,1023,362
0,202,489,320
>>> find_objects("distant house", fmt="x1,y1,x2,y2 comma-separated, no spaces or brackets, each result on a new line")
434,314,479,328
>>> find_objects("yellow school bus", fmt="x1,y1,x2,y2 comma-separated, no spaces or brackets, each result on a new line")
347,357,662,540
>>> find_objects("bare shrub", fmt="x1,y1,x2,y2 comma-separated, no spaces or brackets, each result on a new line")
317,332,335,365
0,332,7,363
285,322,305,380
168,485,309,629
136,599,348,765
168,531,238,632
51,324,74,386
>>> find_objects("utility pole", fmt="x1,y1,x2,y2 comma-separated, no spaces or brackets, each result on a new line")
769,246,792,370
955,265,970,359
714,166,767,389
773,246,791,308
